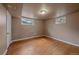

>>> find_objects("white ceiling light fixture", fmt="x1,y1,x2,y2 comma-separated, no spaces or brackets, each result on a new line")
39,9,48,15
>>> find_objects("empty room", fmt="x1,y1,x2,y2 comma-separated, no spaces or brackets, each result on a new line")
0,3,79,55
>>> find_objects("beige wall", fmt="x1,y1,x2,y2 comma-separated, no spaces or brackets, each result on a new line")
12,17,44,40
45,11,79,46
0,4,7,54
0,4,12,55
12,11,79,46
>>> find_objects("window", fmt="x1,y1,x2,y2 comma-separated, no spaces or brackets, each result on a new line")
21,17,33,25
55,16,66,24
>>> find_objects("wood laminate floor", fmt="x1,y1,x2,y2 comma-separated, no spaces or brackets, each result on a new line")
6,36,79,55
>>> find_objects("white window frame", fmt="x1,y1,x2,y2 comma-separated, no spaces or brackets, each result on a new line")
55,16,66,24
21,17,33,25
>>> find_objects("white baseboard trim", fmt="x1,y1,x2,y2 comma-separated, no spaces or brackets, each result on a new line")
45,35,79,47
3,41,12,55
12,35,44,42
3,35,79,55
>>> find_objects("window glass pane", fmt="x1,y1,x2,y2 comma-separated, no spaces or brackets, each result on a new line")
21,17,33,25
55,16,66,24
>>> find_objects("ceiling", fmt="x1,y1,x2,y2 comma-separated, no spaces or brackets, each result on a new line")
3,3,79,20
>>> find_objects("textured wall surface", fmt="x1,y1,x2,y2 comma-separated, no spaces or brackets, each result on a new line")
12,11,79,46
0,4,12,55
0,4,7,54
45,11,79,46
12,17,44,40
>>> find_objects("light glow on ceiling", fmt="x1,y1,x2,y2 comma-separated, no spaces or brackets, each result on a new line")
39,9,48,15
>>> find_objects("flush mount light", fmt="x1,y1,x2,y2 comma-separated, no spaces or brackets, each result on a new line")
39,9,48,15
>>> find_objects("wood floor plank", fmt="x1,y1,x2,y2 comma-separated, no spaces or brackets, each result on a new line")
6,36,79,55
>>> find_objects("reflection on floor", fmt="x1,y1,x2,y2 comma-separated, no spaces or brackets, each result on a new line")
6,36,79,55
